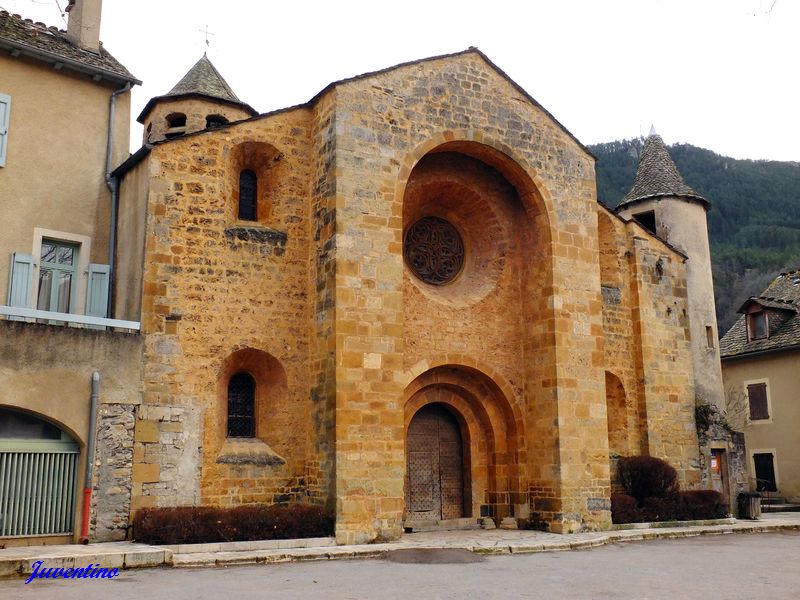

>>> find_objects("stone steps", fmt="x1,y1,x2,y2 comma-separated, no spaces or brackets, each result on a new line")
404,517,482,533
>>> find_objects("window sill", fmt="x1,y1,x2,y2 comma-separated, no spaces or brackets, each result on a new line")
0,305,139,331
215,437,286,467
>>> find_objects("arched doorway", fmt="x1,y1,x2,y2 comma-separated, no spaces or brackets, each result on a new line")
406,404,465,522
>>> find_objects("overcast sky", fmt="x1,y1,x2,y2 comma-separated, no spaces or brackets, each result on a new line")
4,0,797,160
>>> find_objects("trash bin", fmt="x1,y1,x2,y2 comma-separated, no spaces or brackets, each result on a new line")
737,491,762,520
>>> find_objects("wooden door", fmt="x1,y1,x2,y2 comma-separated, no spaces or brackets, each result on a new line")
710,449,729,503
406,404,464,521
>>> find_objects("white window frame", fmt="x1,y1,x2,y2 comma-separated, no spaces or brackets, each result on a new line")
749,447,779,492
743,377,772,425
31,228,91,315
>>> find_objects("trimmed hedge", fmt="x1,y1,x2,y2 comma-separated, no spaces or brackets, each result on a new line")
617,456,679,504
612,489,728,523
133,504,334,545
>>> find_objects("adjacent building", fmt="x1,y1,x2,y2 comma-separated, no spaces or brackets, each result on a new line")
0,1,141,546
720,270,800,502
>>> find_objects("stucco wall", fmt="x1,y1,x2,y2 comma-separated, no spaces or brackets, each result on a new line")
115,155,150,322
722,351,800,499
0,53,131,307
0,320,142,542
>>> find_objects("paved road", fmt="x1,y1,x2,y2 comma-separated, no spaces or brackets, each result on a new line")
2,532,799,599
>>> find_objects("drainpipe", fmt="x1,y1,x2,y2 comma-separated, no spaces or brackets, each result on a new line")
105,82,131,318
80,371,100,544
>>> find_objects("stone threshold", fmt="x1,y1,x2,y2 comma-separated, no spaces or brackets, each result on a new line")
162,536,336,554
611,517,736,530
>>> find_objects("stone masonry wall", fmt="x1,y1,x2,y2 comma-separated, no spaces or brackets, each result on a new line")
143,97,254,144
598,208,645,457
329,51,609,540
626,223,701,487
131,107,317,512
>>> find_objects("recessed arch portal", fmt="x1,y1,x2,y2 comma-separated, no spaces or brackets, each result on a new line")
404,364,524,523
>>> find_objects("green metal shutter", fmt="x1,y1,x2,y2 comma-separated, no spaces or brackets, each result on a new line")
0,93,9,167
7,252,34,308
86,263,110,318
0,450,79,536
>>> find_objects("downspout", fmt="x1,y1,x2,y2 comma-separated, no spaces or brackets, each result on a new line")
105,82,132,318
80,371,100,544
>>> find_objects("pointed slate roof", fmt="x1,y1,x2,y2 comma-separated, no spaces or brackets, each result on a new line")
137,55,256,123
617,132,707,210
167,55,241,102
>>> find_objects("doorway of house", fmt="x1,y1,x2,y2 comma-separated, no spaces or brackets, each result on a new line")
753,452,778,493
710,448,729,505
405,403,465,523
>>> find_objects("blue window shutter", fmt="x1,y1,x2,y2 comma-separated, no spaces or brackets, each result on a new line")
7,252,34,307
86,263,110,318
0,93,10,167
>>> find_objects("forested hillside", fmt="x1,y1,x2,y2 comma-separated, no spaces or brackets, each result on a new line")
590,139,800,334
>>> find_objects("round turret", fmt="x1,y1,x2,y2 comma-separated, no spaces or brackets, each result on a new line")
137,55,257,144
616,130,724,408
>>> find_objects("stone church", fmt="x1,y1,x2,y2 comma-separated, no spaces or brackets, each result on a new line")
109,48,734,544
0,0,733,546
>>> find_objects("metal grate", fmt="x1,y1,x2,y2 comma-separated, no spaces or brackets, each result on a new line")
0,451,78,537
227,372,255,437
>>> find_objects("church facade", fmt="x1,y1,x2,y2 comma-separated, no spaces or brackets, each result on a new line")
112,48,711,544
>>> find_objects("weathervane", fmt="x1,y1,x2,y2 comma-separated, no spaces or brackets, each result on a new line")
199,24,214,55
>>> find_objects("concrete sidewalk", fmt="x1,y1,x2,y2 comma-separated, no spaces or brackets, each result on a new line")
2,513,799,577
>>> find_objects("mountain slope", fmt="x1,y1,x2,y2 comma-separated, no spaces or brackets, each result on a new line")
590,139,800,333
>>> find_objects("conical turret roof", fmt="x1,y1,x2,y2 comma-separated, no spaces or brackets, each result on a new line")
137,54,257,123
617,132,706,209
167,55,242,103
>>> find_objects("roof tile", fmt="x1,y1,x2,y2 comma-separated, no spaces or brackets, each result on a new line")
720,269,800,358
0,10,138,83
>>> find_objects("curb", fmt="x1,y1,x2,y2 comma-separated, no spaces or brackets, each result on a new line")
3,519,799,577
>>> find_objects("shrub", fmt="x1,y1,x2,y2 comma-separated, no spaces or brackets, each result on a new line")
617,456,679,504
611,493,643,524
133,503,333,545
641,496,679,522
678,490,728,520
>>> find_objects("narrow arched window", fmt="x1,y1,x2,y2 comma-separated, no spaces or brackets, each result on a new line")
238,169,258,221
227,372,255,437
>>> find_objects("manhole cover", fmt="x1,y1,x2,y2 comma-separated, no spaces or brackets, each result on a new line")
385,548,484,564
